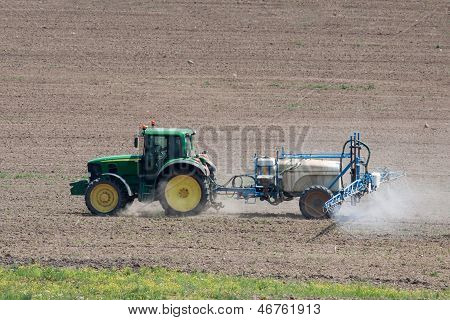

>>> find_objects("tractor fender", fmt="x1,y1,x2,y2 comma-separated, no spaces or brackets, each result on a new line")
199,154,217,174
100,173,133,197
157,159,209,179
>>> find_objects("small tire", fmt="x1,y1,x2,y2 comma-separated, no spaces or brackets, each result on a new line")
299,185,334,219
85,178,128,215
158,168,208,216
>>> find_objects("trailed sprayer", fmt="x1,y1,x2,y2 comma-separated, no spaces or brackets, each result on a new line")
70,123,403,219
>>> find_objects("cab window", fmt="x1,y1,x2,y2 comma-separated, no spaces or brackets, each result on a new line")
168,136,183,158
145,135,183,161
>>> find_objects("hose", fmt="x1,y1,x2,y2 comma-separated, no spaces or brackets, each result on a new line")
339,138,371,187
358,140,371,171
211,174,257,198
279,161,301,175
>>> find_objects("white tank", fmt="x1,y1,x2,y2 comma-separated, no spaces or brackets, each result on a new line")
279,158,341,192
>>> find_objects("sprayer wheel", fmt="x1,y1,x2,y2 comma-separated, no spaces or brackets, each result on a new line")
299,185,334,219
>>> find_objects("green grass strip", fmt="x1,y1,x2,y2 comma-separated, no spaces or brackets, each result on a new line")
0,265,447,300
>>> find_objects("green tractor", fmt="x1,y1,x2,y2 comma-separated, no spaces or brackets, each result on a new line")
70,124,217,216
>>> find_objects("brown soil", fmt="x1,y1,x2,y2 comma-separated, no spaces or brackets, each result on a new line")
0,0,449,290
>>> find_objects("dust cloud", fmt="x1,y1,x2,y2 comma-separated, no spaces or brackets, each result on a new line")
333,177,450,232
118,201,165,218
118,195,249,217
118,177,450,229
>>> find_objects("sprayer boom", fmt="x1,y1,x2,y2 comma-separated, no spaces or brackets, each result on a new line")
378,167,405,183
323,168,405,214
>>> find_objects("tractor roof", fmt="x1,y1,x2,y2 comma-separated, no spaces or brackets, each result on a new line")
143,127,195,136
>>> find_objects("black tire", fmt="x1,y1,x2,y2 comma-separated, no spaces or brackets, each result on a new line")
85,178,128,215
299,185,334,219
158,168,208,216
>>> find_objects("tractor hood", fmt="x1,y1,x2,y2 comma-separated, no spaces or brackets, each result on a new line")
87,154,140,185
88,154,141,164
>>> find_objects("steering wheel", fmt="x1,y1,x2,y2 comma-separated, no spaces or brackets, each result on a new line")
153,145,167,161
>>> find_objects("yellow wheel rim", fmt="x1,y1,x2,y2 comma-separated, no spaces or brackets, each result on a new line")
165,175,201,213
90,183,119,214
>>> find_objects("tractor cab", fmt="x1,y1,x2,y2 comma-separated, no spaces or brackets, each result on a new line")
136,127,201,199
138,127,196,177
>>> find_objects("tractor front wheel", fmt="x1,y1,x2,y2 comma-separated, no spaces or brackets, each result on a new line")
158,169,208,216
85,178,128,215
299,185,334,219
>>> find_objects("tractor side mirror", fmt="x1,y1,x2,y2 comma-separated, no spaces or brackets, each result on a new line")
134,136,139,148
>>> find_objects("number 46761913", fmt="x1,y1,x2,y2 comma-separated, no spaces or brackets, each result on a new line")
257,303,320,315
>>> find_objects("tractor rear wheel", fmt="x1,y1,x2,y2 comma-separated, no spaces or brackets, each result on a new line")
85,178,128,215
299,185,334,219
158,169,208,216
